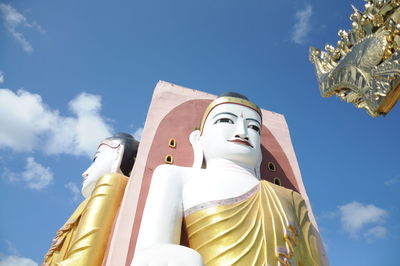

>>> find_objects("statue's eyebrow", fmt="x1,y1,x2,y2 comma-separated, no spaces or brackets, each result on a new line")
212,112,238,119
246,118,261,126
93,151,100,161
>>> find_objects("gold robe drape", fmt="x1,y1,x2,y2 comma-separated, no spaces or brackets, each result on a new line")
184,180,322,266
43,173,128,266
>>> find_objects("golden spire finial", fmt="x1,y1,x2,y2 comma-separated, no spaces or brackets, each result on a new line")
310,0,400,117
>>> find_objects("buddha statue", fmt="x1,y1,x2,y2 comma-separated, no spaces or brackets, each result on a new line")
44,133,139,266
132,93,325,266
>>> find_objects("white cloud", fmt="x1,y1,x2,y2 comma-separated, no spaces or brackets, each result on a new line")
0,71,4,84
65,182,82,202
1,168,18,183
46,92,113,157
291,4,313,44
0,255,37,266
64,93,112,156
0,89,113,157
3,239,18,255
364,225,387,243
384,176,400,185
30,21,46,34
21,157,53,189
317,210,338,220
133,127,143,141
0,89,56,152
338,201,387,240
2,157,53,190
0,3,45,53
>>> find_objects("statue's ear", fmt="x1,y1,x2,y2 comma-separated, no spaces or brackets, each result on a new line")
189,130,203,168
111,144,124,174
255,146,262,180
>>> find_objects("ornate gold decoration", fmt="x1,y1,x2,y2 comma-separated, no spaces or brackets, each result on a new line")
164,154,174,164
184,181,322,266
168,138,177,148
200,97,262,133
310,0,400,117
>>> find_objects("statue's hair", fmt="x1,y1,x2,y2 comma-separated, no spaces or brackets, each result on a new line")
104,132,139,176
217,92,261,110
218,92,249,100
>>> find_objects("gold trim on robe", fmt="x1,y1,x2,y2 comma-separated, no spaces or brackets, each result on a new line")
184,180,323,266
43,173,128,266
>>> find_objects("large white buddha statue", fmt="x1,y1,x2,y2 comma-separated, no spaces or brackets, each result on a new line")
133,93,324,266
44,133,139,266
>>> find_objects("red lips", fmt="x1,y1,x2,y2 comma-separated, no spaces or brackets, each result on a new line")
228,139,253,148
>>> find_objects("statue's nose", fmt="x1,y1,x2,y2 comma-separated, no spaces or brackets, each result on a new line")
82,171,89,179
234,118,248,140
234,134,249,140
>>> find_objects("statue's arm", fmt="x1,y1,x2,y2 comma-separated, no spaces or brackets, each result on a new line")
133,165,203,266
57,173,128,266
136,165,184,249
292,191,329,266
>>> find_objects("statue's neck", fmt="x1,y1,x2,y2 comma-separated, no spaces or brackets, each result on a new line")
206,159,258,179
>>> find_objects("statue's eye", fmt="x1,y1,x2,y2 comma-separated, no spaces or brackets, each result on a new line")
215,118,234,124
248,125,260,133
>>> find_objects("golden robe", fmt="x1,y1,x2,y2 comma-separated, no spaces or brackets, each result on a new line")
184,180,323,266
43,173,128,266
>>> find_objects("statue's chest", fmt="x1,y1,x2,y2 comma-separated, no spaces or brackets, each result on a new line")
183,181,312,266
182,171,259,211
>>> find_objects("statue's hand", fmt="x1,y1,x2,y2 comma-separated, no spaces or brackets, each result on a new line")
132,244,203,266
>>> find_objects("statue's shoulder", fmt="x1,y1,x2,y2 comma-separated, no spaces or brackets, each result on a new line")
153,164,200,184
154,164,202,174
97,173,128,184
154,164,187,174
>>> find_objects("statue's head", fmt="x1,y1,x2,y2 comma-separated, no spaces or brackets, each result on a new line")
81,132,139,198
190,92,262,170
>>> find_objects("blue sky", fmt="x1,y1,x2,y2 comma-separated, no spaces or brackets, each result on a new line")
0,0,399,265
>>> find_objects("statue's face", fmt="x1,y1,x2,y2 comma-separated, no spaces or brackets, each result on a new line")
200,103,261,168
81,142,121,198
